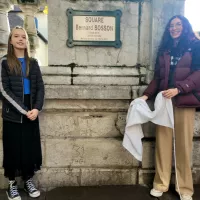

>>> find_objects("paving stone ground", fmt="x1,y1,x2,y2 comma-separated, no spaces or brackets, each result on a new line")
0,185,199,200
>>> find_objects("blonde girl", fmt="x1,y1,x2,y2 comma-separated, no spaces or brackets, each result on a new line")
0,26,44,200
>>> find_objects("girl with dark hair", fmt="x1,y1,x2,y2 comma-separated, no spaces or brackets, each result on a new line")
0,26,44,200
141,15,200,200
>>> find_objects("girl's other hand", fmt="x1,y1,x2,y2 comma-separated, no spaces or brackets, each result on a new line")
162,88,179,99
26,111,31,118
27,109,39,121
140,95,148,101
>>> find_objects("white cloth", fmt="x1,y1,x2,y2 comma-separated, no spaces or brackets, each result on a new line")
122,92,174,161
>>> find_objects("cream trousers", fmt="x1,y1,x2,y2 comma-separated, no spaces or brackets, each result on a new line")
153,107,195,196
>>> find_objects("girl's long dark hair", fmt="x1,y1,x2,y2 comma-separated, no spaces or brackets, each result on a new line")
158,15,198,56
7,26,30,76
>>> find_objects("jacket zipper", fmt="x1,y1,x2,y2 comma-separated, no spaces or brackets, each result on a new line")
21,71,24,123
29,64,32,109
30,78,32,110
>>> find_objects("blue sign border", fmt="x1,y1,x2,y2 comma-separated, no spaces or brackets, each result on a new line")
66,8,122,48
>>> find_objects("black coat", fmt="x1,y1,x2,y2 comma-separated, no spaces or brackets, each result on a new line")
0,56,45,123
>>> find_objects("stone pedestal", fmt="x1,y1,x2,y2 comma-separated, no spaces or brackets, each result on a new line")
0,0,13,57
18,4,39,57
17,0,46,57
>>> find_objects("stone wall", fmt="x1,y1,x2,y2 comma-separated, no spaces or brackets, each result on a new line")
42,0,152,190
48,0,150,66
2,0,200,191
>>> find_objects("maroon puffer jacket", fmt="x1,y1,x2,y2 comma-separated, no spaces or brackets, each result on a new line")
143,41,200,107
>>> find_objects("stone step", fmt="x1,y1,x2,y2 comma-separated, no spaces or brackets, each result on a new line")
1,185,200,200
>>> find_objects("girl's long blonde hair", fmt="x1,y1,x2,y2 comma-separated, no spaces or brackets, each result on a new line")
7,26,30,76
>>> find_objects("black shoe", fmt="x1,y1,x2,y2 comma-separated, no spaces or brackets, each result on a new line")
24,178,40,198
6,180,21,200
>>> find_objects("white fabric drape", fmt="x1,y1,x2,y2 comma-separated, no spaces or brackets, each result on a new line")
123,92,174,161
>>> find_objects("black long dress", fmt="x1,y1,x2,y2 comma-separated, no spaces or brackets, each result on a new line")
2,94,42,180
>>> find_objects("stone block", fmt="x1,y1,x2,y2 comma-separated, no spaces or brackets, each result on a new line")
138,85,148,97
41,66,71,75
138,169,155,185
0,118,2,139
193,141,200,166
39,112,124,138
81,168,137,186
0,141,3,166
193,168,200,184
73,66,139,76
145,70,154,84
45,138,139,168
43,75,71,85
139,2,151,66
41,141,46,167
35,168,81,191
29,168,138,190
142,122,156,138
48,0,139,66
142,141,155,169
194,112,200,137
116,113,126,135
45,85,132,99
131,86,150,99
0,169,7,189
73,76,139,86
140,67,147,76
43,99,130,111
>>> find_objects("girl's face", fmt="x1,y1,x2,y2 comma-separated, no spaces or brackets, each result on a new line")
10,28,27,50
169,17,183,39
